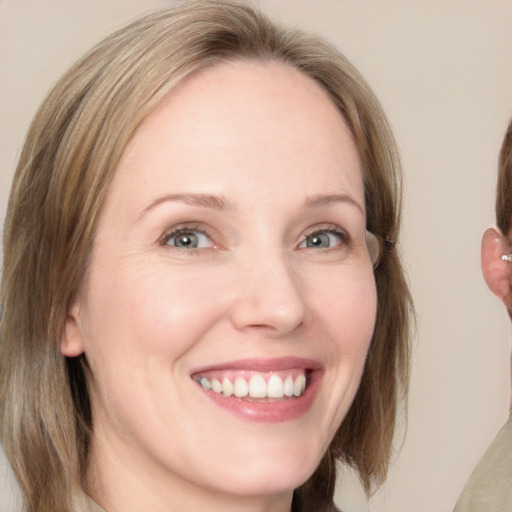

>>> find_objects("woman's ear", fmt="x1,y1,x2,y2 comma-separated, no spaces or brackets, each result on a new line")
60,301,86,357
481,227,512,309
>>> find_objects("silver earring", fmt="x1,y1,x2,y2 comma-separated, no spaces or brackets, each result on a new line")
501,253,512,262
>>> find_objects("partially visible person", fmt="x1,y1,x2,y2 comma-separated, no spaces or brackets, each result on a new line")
453,119,512,511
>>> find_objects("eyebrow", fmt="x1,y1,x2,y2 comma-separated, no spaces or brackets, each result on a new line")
139,193,235,219
139,192,364,219
302,193,365,215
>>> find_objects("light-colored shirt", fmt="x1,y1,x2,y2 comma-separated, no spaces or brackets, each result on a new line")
453,415,512,512
86,496,106,512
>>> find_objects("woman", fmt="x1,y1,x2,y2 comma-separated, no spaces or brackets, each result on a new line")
0,2,411,511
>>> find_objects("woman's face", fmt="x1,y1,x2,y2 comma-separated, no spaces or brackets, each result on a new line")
62,61,377,509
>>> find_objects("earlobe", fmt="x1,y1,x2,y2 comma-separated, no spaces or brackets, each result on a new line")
60,302,86,357
481,227,512,309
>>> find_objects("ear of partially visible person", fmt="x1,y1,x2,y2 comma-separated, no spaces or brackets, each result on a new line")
481,227,512,310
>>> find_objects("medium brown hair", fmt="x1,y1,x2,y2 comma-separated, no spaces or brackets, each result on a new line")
496,120,512,236
0,2,412,511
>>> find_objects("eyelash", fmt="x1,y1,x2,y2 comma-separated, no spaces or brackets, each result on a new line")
159,224,217,250
298,225,350,250
159,223,350,251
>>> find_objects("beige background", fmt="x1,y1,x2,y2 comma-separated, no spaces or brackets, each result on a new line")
1,1,511,511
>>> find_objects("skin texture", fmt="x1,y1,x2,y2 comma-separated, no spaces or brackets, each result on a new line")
61,61,378,512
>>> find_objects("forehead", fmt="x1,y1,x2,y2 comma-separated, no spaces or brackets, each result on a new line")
110,60,364,212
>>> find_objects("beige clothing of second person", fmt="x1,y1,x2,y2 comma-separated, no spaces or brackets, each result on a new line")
86,497,105,512
453,415,512,512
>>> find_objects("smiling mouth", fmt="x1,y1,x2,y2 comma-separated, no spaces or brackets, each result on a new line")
193,369,309,400
190,358,322,422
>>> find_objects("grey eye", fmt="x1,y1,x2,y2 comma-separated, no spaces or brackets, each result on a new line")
165,230,213,249
300,231,344,249
174,232,198,248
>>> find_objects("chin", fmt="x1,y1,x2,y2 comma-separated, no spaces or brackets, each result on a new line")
201,445,322,498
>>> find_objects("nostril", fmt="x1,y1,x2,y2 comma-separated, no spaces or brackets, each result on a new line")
231,303,307,334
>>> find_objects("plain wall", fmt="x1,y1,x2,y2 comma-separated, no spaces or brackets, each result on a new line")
1,1,511,511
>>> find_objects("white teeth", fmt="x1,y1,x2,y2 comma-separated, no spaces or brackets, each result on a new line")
294,374,306,397
267,375,284,398
211,378,223,393
234,377,249,397
249,375,267,398
283,375,294,397
199,377,211,390
222,377,234,397
197,372,308,399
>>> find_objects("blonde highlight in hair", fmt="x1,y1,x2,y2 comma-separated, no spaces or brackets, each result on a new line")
1,2,412,511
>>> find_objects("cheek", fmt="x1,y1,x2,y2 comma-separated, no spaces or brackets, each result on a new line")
304,267,377,441
78,263,229,425
81,261,229,361
308,267,377,352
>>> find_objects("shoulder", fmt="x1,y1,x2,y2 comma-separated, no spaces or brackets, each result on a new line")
453,417,512,511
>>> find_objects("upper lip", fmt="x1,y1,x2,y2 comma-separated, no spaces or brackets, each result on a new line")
190,357,323,375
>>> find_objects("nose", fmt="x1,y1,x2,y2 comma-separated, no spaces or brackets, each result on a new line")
229,252,308,336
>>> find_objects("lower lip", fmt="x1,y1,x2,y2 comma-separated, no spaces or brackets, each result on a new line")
196,371,322,423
